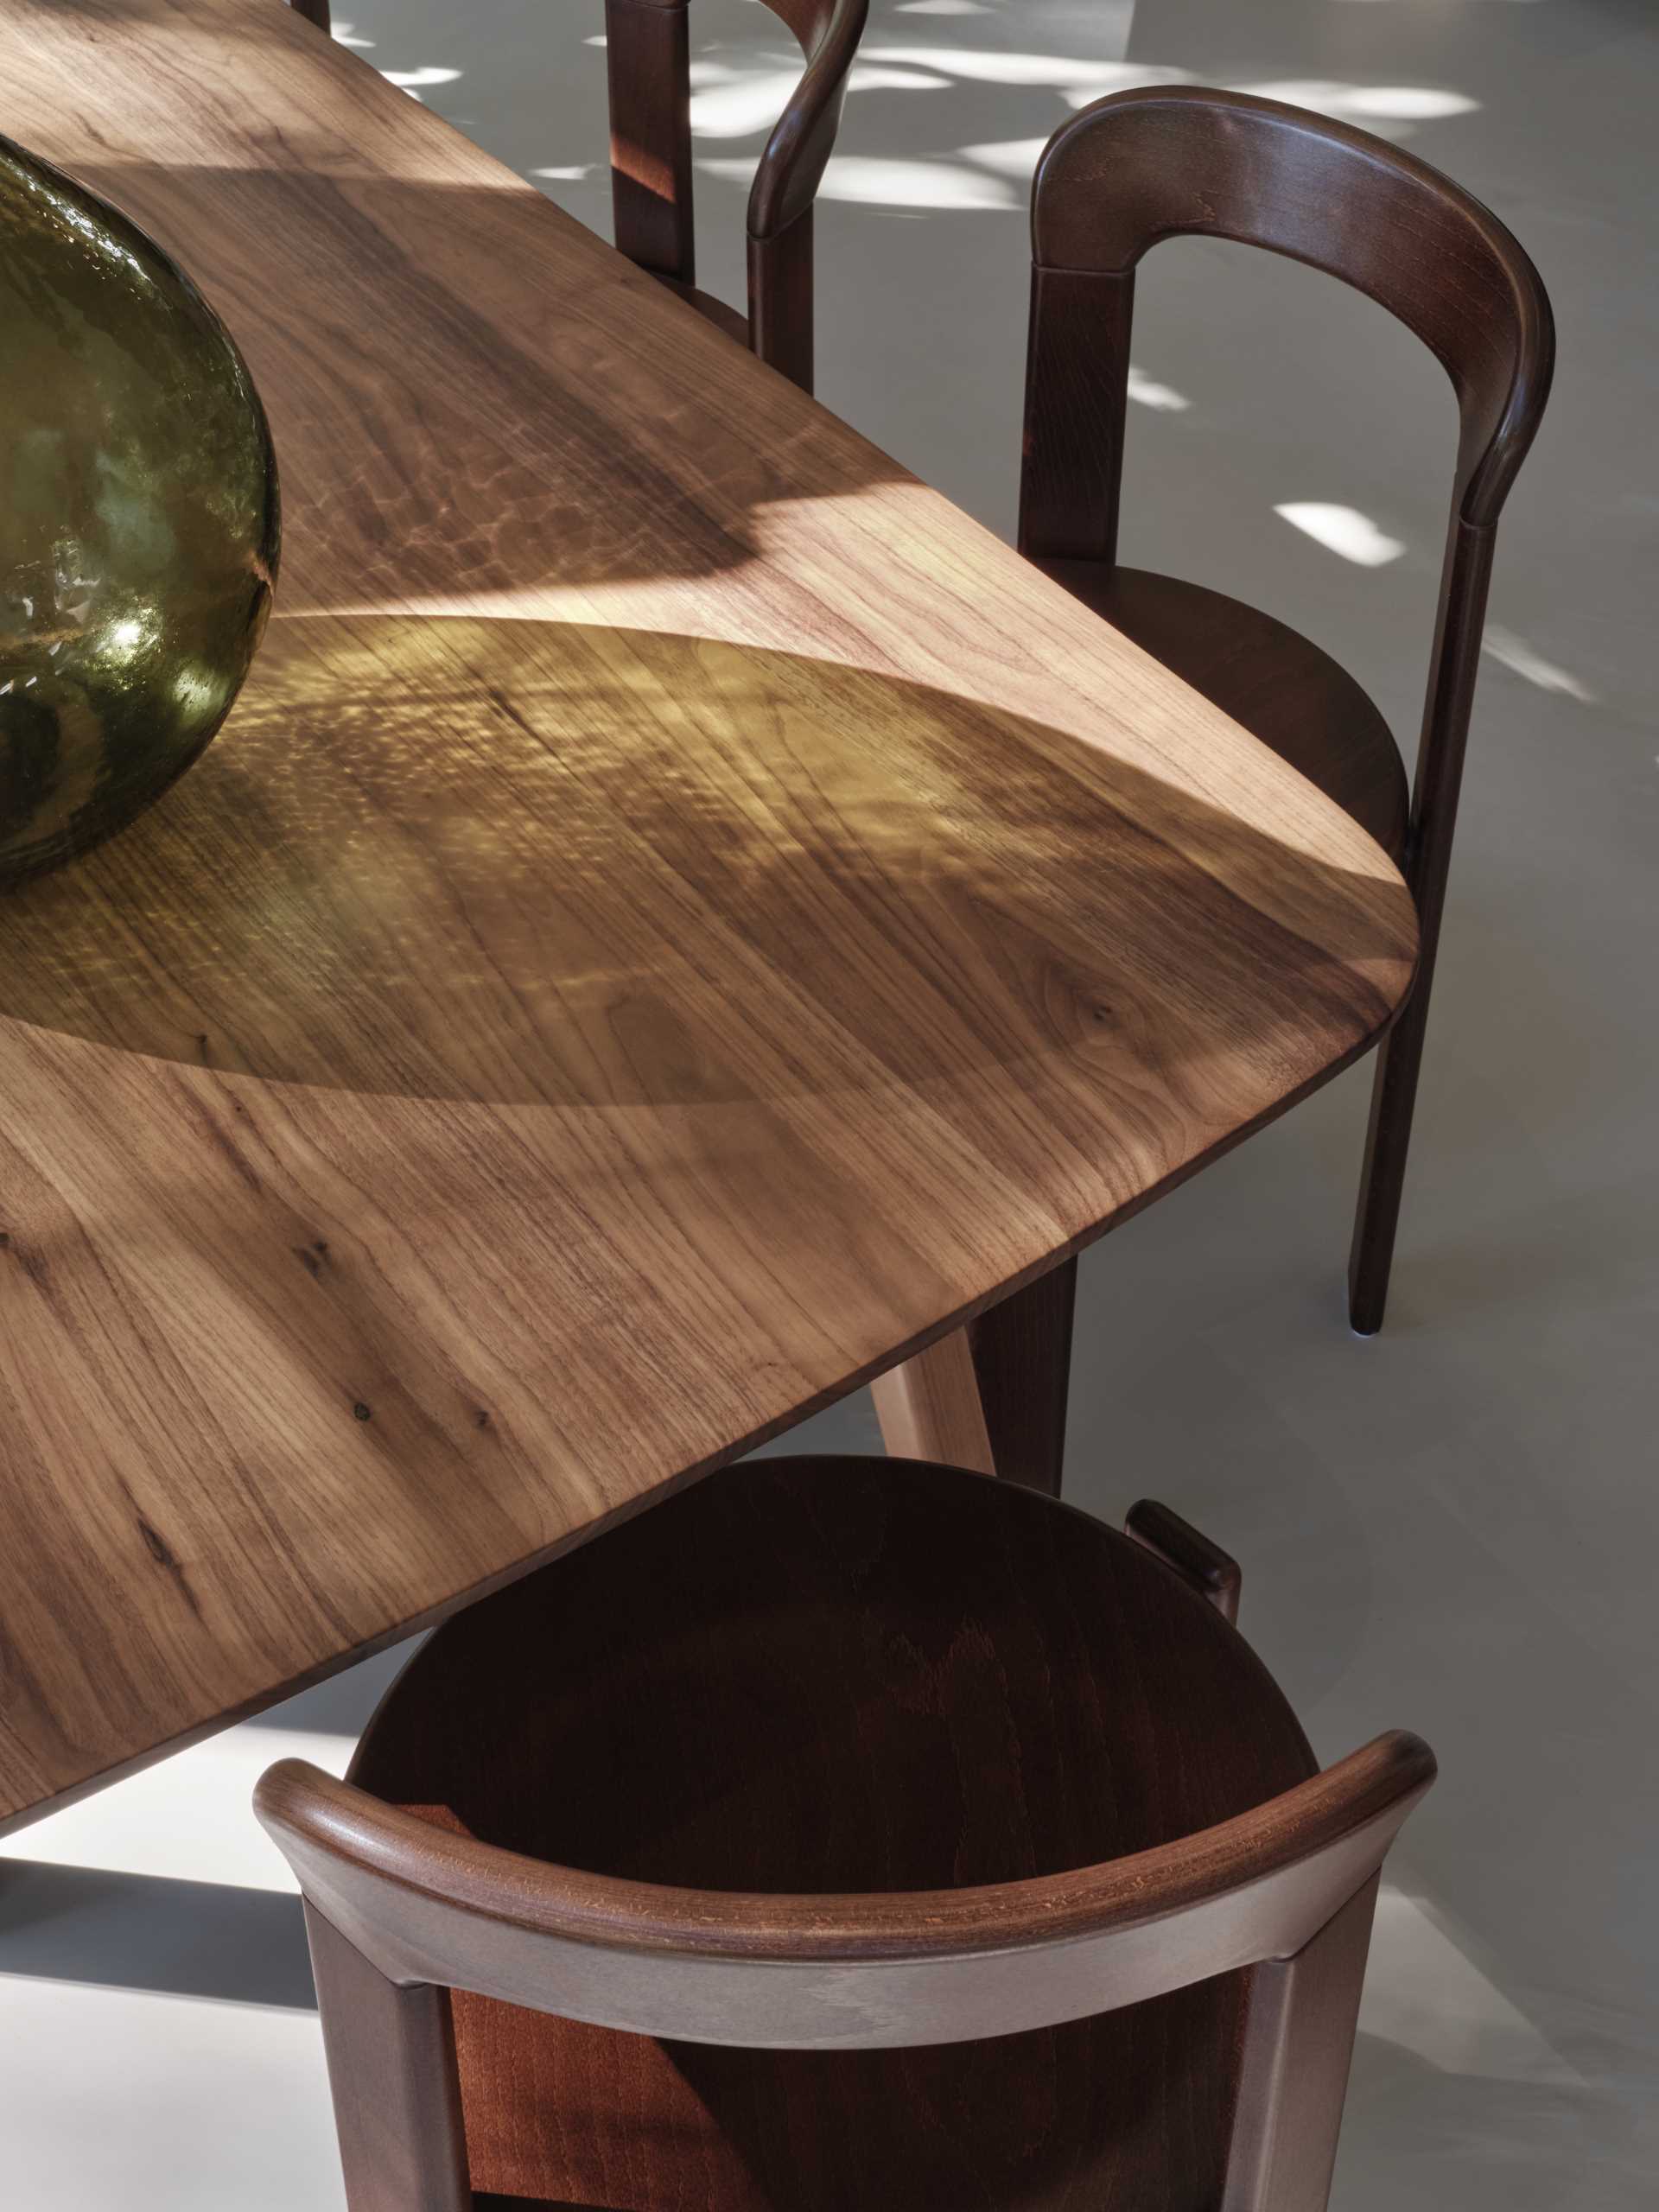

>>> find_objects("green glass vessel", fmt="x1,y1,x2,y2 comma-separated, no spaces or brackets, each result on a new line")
0,135,279,884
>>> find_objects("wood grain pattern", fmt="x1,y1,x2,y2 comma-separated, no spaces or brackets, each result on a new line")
0,3,1414,1836
257,1456,1434,2209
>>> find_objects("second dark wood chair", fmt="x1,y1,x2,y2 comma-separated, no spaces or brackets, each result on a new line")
1025,86,1554,1339
604,0,868,392
257,1454,1433,2211
284,0,867,393
877,87,1554,1501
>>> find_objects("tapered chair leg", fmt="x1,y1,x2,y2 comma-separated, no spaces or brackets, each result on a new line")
1347,980,1435,1336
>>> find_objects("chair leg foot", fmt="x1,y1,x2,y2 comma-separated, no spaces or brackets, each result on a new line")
1348,1231,1389,1336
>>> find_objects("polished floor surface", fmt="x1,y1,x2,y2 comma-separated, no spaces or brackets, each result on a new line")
2,2,1653,2204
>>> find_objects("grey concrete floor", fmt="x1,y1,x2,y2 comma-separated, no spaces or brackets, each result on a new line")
1,1,1654,2204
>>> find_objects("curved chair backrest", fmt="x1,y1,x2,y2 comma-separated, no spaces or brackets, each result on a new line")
1022,86,1553,929
605,0,868,388
257,1729,1433,2208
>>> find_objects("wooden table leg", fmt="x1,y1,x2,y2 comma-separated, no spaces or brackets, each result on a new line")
872,1257,1077,1493
870,1326,996,1474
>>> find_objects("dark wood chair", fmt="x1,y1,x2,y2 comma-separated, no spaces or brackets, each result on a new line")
283,0,864,392
257,1455,1434,2211
604,0,868,392
1024,86,1554,1341
876,91,1555,1507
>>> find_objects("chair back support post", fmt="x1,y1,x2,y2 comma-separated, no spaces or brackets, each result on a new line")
606,0,696,285
1223,1873,1382,2212
1408,514,1499,929
1019,266,1134,563
748,207,816,393
304,1901,472,2212
1347,512,1497,1300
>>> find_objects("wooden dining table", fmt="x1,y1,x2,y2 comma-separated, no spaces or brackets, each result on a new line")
0,0,1417,1840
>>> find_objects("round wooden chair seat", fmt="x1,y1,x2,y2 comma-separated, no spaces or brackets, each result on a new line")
349,1455,1319,2210
1035,558,1410,859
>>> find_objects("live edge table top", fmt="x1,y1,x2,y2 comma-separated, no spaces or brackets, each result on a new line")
0,0,1416,1834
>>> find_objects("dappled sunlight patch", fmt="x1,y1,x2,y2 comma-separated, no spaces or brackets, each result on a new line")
738,486,1409,890
1276,502,1407,567
1058,65,1195,108
870,45,1187,93
1481,627,1597,702
0,612,1415,1119
1237,79,1479,137
849,64,955,93
700,151,1020,209
1126,365,1192,412
957,134,1048,177
811,155,1020,209
689,57,952,137
689,62,808,137
377,64,462,103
